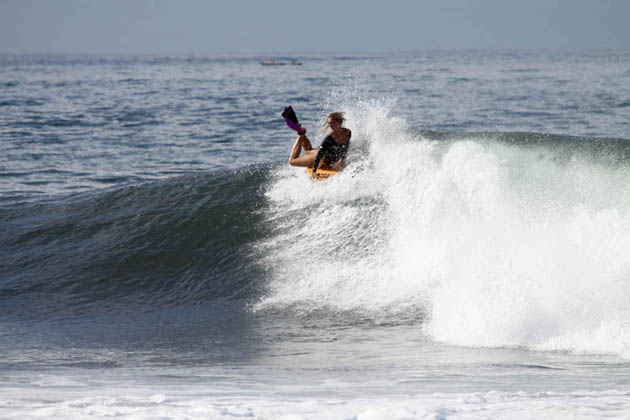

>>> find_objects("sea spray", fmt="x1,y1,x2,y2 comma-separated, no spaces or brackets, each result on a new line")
259,98,630,358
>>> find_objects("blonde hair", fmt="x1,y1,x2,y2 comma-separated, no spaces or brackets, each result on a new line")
321,112,346,132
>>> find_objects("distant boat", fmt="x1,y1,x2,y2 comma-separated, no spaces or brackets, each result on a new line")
261,57,302,66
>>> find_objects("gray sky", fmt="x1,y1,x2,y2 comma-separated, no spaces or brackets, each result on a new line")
1,0,628,54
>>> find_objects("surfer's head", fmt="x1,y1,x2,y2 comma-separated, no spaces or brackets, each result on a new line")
324,112,345,131
327,112,345,125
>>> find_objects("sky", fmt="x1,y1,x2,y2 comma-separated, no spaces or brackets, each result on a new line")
0,0,628,54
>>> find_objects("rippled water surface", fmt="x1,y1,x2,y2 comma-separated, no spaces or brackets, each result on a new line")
2,52,629,198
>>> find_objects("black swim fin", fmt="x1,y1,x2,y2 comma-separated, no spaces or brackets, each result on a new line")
282,106,306,134
282,106,299,124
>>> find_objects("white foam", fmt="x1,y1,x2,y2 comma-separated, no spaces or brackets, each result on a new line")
259,96,630,359
8,389,630,419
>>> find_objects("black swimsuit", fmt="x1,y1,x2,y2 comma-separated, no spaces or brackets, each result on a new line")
312,132,351,174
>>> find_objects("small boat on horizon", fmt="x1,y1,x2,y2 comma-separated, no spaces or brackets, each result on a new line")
261,57,303,66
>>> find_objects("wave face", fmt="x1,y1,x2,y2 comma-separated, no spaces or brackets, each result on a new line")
258,99,630,359
0,168,269,320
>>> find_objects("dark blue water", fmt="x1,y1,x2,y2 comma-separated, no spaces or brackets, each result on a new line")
1,52,630,419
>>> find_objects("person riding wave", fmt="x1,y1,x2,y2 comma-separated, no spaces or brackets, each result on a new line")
284,108,351,178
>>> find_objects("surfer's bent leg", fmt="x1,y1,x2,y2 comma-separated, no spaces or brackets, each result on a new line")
301,135,313,151
289,134,316,167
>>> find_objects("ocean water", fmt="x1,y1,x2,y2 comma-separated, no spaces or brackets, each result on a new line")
1,51,630,419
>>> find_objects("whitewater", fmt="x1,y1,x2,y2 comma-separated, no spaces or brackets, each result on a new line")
262,99,630,359
1,51,630,419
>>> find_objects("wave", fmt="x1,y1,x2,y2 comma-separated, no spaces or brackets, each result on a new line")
2,96,630,358
0,167,270,320
256,99,630,359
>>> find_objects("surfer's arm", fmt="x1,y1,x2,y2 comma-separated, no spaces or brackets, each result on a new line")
311,147,325,177
311,137,333,177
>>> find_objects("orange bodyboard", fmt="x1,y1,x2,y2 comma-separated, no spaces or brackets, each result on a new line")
307,167,340,181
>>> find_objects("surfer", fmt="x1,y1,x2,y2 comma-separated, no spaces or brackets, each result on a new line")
283,107,351,178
